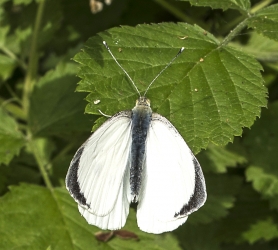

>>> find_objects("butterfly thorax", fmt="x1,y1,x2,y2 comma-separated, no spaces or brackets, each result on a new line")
130,97,152,201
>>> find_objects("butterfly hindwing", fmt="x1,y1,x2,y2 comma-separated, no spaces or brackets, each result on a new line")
137,113,207,234
78,164,131,230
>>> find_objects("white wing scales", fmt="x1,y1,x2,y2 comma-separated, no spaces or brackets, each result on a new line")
66,110,206,233
66,111,132,229
137,113,206,234
78,166,131,230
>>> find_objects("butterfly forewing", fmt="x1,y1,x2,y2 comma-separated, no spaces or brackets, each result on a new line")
66,111,132,218
136,113,206,234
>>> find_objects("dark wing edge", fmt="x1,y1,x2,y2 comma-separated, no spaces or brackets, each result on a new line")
65,110,132,209
66,145,89,208
175,156,207,217
151,113,207,218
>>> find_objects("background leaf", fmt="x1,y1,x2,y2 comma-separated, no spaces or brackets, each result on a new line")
179,0,251,12
242,218,278,244
198,144,247,173
0,184,182,250
230,32,278,62
217,185,273,243
0,54,17,81
188,173,243,224
247,4,278,42
0,184,97,250
0,107,25,165
29,63,92,136
243,101,278,213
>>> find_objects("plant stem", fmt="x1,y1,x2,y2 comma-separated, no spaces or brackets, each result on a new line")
220,18,249,47
0,98,26,120
154,0,209,29
220,0,273,47
219,15,246,36
30,139,54,190
22,0,53,190
0,46,27,70
219,0,274,47
250,0,274,13
22,0,46,115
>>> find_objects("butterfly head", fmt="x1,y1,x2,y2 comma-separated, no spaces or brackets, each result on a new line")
136,97,151,107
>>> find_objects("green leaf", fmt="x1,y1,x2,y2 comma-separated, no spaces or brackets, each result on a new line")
2,0,63,58
26,137,56,169
0,163,40,195
223,242,277,250
0,167,7,193
0,26,9,46
243,102,278,213
242,218,278,244
178,0,250,12
5,27,32,57
189,174,243,224
230,32,278,62
29,63,92,136
42,43,83,71
0,107,25,165
0,184,182,250
198,144,247,173
0,147,42,194
244,102,278,197
74,23,267,153
13,0,33,5
36,0,63,49
51,154,73,186
247,4,278,42
175,223,221,250
246,166,278,198
0,54,17,80
0,3,6,21
0,25,17,78
0,184,97,250
217,185,272,243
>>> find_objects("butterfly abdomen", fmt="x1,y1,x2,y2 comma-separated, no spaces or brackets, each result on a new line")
130,100,152,200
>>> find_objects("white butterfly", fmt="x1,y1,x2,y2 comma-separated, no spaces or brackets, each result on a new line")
66,41,207,234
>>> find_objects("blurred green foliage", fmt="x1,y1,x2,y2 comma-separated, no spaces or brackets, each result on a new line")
0,0,278,249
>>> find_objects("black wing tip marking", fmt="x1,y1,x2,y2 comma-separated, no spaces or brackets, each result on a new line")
66,146,90,209
174,157,207,218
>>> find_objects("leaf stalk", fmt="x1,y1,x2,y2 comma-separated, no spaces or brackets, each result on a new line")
250,0,274,14
22,0,54,190
23,0,46,115
29,139,54,191
220,18,249,47
153,0,209,29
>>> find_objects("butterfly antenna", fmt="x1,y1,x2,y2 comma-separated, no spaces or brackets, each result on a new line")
143,47,185,96
103,41,141,97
